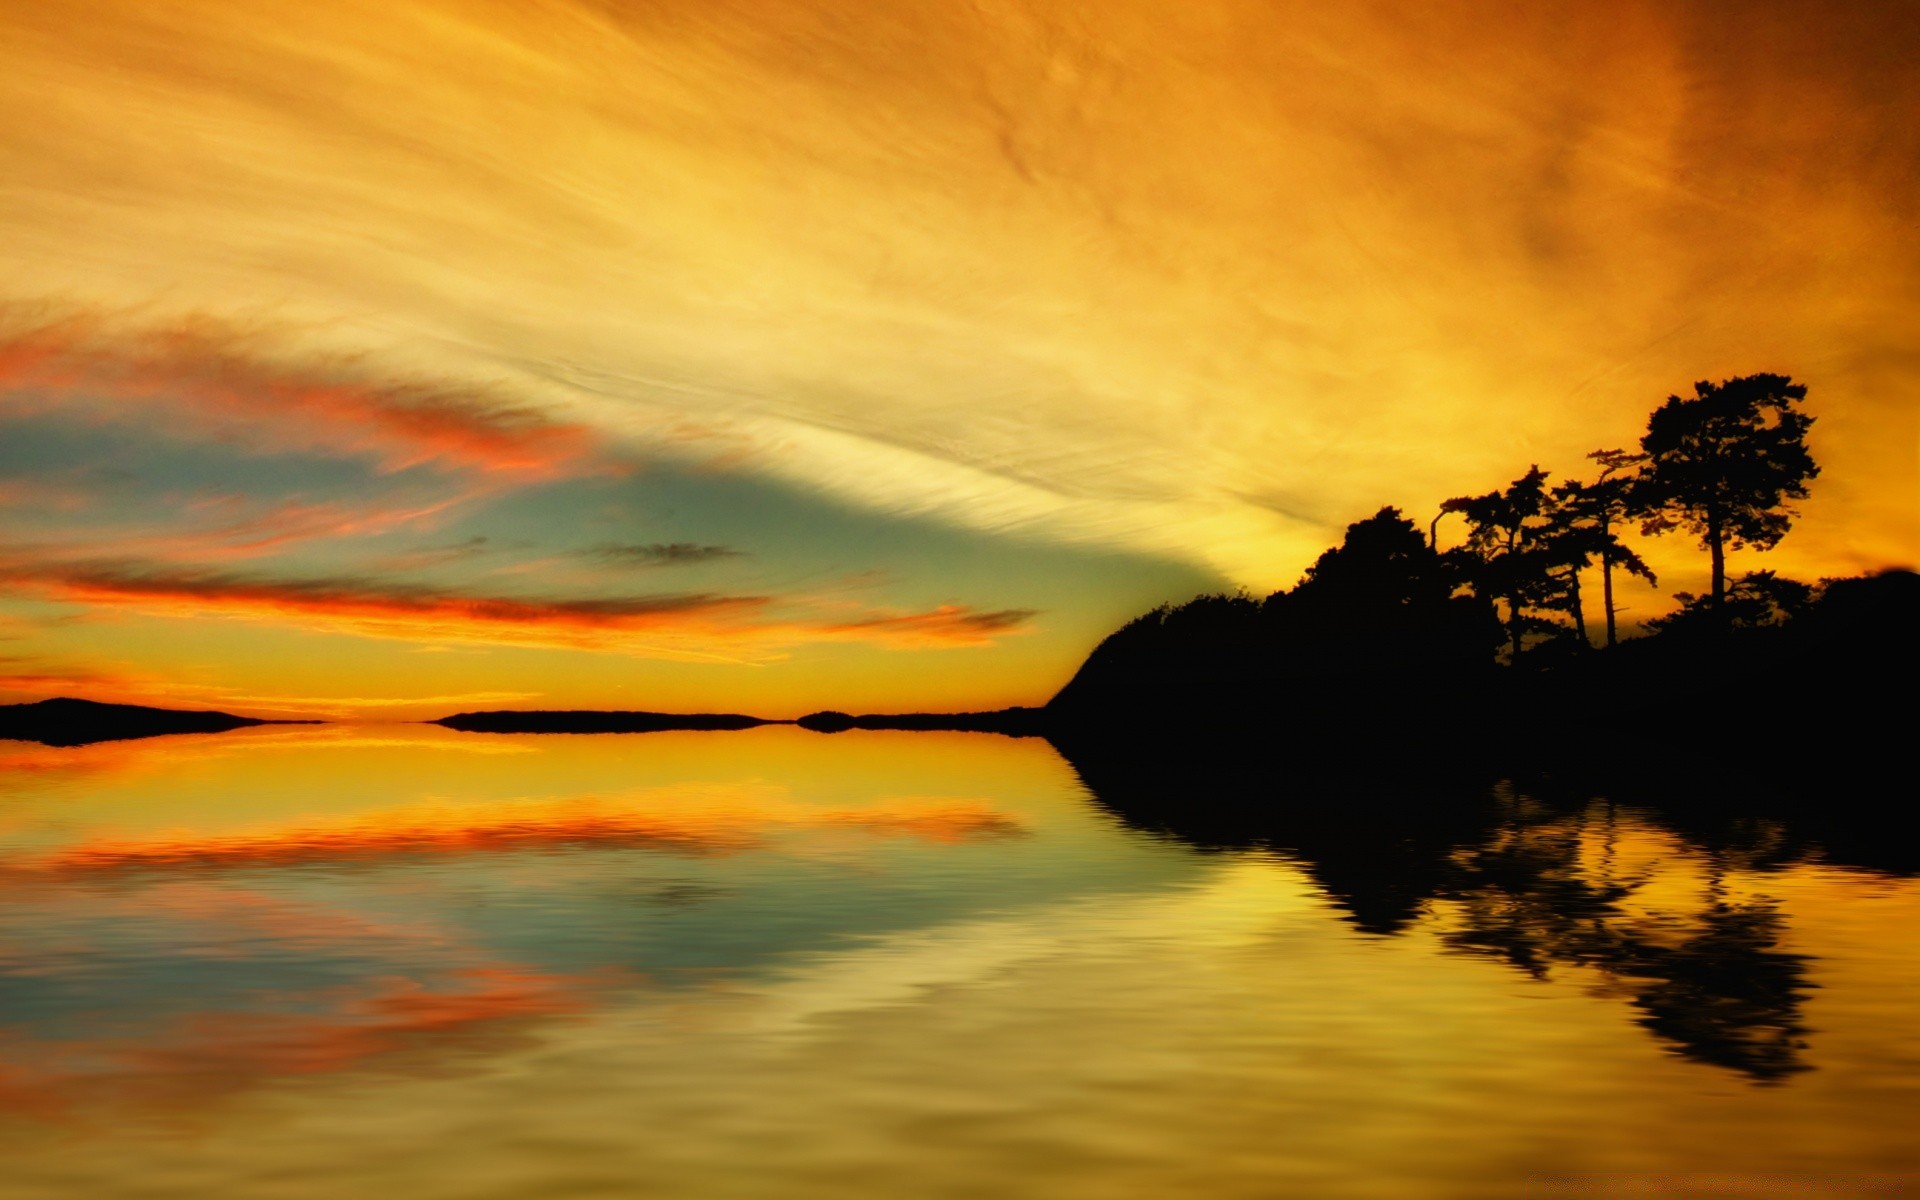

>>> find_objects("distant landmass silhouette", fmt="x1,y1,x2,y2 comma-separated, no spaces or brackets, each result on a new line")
431,708,1049,736
435,710,774,734
0,697,303,747
796,708,1047,735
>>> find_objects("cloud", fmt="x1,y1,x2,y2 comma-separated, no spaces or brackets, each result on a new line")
0,309,613,481
810,604,1040,648
376,535,499,572
578,542,745,567
7,0,1908,647
0,558,765,648
0,556,1037,659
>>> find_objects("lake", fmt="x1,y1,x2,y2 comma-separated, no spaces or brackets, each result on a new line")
1,724,1914,1199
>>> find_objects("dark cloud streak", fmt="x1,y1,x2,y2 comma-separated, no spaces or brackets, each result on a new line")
579,542,746,568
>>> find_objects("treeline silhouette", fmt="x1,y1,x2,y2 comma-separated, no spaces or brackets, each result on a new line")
1045,373,1915,760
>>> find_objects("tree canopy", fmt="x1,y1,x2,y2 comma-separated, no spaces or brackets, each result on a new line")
1637,374,1818,615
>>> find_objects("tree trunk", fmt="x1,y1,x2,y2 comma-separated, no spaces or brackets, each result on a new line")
1601,550,1617,648
1706,497,1726,614
1507,594,1523,663
1567,567,1588,650
1708,518,1726,631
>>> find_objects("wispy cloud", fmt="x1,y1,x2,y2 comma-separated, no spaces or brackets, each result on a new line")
810,605,1040,648
0,310,614,481
0,558,765,647
578,542,744,568
376,536,500,572
0,556,1038,660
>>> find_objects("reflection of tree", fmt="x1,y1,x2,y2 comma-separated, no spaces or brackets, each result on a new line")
1434,806,1813,1083
1629,891,1810,1082
1060,744,1822,1084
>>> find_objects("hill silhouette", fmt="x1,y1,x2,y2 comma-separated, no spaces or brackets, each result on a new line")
0,697,296,746
1043,503,1914,762
1047,507,1502,736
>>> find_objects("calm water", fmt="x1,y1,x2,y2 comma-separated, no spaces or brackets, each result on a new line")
0,725,1914,1199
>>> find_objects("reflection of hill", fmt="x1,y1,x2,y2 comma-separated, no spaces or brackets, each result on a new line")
1057,742,1858,1083
1055,741,1495,935
0,697,289,746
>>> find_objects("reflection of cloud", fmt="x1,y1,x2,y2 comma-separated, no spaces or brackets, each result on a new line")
41,813,759,873
0,964,604,1120
818,805,1025,843
14,798,1026,876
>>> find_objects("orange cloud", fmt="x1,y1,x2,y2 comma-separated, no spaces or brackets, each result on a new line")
0,557,769,649
0,310,610,480
0,490,499,571
0,555,1038,662
811,604,1040,648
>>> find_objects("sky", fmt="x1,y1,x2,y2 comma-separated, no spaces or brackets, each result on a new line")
2,0,1916,719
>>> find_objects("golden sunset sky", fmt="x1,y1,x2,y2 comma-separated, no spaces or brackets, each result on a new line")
2,0,1916,718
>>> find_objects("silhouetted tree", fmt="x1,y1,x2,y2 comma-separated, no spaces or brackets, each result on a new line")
1538,476,1656,650
1644,570,1815,638
1047,508,1499,719
1442,466,1556,661
1638,375,1818,623
1279,506,1502,678
1584,449,1655,647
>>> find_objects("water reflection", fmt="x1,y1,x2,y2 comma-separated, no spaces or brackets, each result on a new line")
1,726,1916,1198
0,725,1193,1121
1061,748,1900,1084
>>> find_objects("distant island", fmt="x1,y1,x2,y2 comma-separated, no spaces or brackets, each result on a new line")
429,707,1049,736
435,710,774,734
0,697,306,747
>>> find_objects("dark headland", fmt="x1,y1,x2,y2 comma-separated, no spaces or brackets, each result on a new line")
0,697,309,747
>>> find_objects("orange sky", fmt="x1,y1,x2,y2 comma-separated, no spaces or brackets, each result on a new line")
1,0,1916,717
